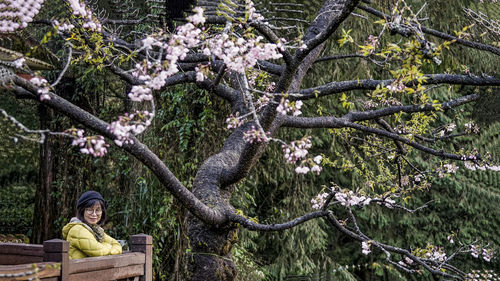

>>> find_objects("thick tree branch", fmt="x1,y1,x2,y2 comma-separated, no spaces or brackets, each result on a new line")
11,76,227,226
298,74,500,99
295,0,362,64
281,114,477,161
106,65,236,102
344,93,479,121
107,64,141,85
283,93,479,127
220,0,369,186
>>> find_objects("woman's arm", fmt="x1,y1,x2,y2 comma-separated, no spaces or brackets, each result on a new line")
67,225,113,257
103,233,123,255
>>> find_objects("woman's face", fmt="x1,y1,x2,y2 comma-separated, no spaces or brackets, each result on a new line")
84,202,102,225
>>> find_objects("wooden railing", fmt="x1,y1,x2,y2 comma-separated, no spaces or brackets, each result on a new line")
0,234,152,281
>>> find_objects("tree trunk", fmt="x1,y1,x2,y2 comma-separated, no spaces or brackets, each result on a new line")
32,105,55,243
186,216,238,281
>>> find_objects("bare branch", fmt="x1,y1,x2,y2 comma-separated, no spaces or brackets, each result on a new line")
325,212,464,279
314,53,366,63
0,108,50,143
377,118,407,154
283,93,479,128
298,74,500,99
50,46,72,88
281,115,478,161
227,211,329,231
358,5,500,57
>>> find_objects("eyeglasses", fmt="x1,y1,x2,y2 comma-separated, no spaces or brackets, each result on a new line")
85,208,102,215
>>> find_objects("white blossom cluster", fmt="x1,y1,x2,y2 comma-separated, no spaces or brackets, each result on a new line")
110,3,282,155
437,163,459,178
464,162,500,172
465,121,480,134
129,85,153,102
132,10,205,94
361,241,371,255
311,187,398,210
465,270,499,281
295,155,322,175
225,113,244,130
282,136,312,164
311,192,328,210
244,0,264,21
0,0,45,32
53,20,74,32
276,98,303,116
438,123,457,137
107,111,153,147
426,247,447,262
386,82,406,92
413,244,447,263
135,4,282,95
255,95,271,110
65,0,101,31
242,125,268,143
70,129,109,157
0,0,102,33
280,137,322,175
335,191,373,207
470,244,495,262
204,33,282,74
30,76,51,101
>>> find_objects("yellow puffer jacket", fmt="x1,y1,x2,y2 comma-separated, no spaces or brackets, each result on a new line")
62,218,122,260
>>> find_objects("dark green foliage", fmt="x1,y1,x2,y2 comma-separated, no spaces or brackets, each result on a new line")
0,96,39,186
0,185,35,236
0,95,38,237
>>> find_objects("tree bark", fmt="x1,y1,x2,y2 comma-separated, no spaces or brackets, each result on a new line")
32,105,55,243
182,0,361,280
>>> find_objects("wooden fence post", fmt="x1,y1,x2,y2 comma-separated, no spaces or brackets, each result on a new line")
43,239,69,281
130,234,152,281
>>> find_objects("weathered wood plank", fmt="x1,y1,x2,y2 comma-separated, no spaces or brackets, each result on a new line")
0,243,44,257
0,262,60,280
43,239,69,281
40,277,58,281
43,240,69,253
0,254,43,265
69,252,145,274
40,277,59,281
129,235,152,245
130,234,152,281
68,264,144,281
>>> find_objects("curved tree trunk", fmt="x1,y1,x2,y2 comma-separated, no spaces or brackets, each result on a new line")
182,1,360,279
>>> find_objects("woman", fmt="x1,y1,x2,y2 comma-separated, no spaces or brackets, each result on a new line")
62,190,122,259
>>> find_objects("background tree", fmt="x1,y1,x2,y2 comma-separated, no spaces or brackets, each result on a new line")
1,0,500,280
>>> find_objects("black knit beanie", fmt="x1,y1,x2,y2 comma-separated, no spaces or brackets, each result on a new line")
77,191,108,209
